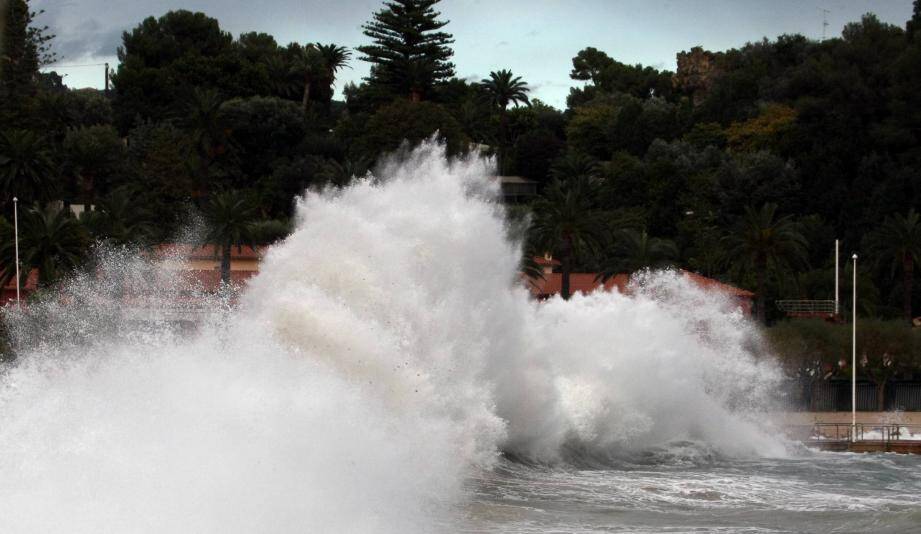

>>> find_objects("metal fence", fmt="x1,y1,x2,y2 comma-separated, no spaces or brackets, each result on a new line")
780,381,921,411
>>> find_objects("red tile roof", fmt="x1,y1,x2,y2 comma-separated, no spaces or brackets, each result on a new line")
528,273,627,297
154,244,265,260
534,256,561,267
527,269,754,302
679,269,754,298
2,269,39,290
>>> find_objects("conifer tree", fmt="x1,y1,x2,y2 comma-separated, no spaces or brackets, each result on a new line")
1,0,54,121
357,0,454,101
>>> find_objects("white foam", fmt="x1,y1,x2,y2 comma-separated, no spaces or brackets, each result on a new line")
0,140,786,531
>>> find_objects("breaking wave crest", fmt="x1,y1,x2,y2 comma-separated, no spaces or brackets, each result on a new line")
0,141,787,532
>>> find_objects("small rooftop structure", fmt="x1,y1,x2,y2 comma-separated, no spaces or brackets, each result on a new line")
496,176,538,204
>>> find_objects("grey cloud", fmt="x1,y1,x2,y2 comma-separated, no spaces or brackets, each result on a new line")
53,20,123,60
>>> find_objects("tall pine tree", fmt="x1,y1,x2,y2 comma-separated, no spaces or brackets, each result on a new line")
357,0,454,102
0,0,55,123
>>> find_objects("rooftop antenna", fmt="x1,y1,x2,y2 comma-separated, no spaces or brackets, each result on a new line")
821,8,830,41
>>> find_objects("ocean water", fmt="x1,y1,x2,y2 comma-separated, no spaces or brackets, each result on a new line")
464,453,921,533
0,141,917,533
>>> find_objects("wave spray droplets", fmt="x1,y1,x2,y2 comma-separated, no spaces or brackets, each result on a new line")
0,141,784,532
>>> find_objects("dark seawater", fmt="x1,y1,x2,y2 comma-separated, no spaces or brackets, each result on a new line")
462,449,921,533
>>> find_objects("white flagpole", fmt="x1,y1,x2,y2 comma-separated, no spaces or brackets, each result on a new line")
834,239,839,316
851,253,858,441
13,197,20,305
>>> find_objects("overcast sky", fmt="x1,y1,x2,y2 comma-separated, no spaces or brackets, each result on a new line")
36,0,915,109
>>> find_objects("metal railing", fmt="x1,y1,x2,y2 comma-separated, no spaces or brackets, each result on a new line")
796,423,921,442
776,300,836,315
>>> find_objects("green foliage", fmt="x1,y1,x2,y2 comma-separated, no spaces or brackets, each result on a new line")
249,219,291,245
354,99,468,161
0,0,54,122
218,96,306,185
512,129,563,184
481,69,530,112
62,125,126,207
565,98,622,160
0,207,89,287
770,317,921,409
723,203,808,322
866,209,921,322
81,186,156,245
111,10,236,130
598,229,678,281
569,47,673,102
767,319,849,383
530,172,609,299
126,121,196,207
203,190,258,284
0,129,59,205
725,103,797,153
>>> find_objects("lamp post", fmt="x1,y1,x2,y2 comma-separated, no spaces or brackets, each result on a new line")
13,197,20,305
834,239,839,317
851,253,857,441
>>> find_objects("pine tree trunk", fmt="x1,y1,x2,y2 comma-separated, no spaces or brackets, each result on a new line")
756,256,767,323
561,234,573,300
80,172,94,212
498,108,509,172
904,255,914,324
877,380,887,411
302,77,311,112
220,241,232,286
410,89,422,103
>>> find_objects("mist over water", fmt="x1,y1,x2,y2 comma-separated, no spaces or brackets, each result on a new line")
0,142,791,532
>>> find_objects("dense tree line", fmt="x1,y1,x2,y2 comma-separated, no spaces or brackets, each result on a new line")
0,0,920,335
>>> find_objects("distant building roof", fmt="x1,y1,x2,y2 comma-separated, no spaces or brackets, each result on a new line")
679,270,754,298
2,269,39,291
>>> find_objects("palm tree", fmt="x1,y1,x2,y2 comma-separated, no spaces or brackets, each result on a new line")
870,208,921,323
291,44,325,112
529,177,608,300
261,55,299,98
480,69,530,147
0,206,89,287
723,203,808,323
317,157,370,187
550,152,601,183
62,125,123,211
0,129,58,206
598,228,678,281
81,186,155,246
314,43,351,103
203,190,258,286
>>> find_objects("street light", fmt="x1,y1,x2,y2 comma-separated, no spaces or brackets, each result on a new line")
834,239,839,316
13,197,20,305
851,253,857,441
